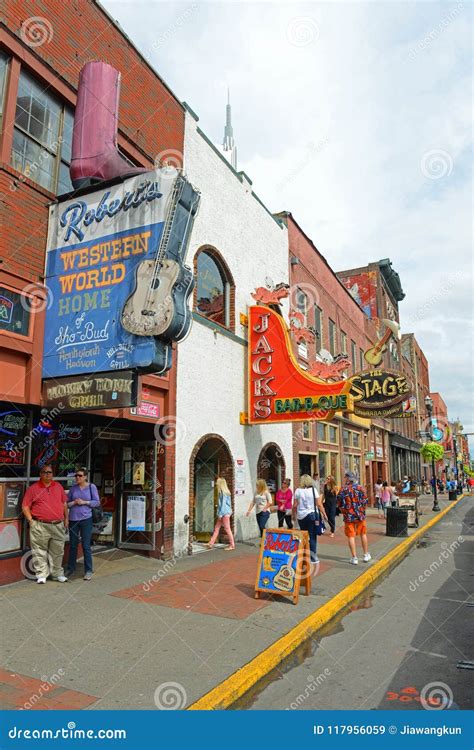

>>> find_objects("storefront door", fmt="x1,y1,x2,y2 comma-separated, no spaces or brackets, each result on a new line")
119,441,157,550
194,458,216,542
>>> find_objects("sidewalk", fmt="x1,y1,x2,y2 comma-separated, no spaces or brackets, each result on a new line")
0,494,462,710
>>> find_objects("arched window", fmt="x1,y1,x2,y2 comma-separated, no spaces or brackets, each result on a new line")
194,248,234,330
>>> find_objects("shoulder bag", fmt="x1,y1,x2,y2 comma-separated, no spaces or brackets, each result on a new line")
311,487,326,535
90,485,104,524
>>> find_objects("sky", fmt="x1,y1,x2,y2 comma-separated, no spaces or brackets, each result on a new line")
102,0,473,440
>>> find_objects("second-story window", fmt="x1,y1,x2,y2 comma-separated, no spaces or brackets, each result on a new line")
314,305,323,347
195,248,233,329
328,318,336,356
0,52,9,132
11,70,73,194
296,288,308,323
351,340,357,374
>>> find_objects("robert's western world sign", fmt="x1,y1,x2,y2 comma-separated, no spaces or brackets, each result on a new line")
43,168,200,378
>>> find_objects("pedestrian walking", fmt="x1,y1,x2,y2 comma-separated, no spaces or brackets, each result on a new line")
292,474,328,570
323,476,338,536
246,479,272,537
312,473,321,494
374,478,383,516
380,481,391,517
275,478,293,529
389,481,399,508
337,472,371,565
207,477,235,551
65,468,101,580
21,465,69,584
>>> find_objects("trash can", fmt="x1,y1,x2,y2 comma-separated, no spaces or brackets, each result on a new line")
398,497,419,527
448,490,457,502
386,507,408,537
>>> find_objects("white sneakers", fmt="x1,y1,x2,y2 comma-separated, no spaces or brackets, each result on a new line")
36,577,46,584
52,576,68,583
350,553,372,565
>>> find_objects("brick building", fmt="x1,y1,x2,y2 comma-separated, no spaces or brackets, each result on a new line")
275,214,393,501
0,0,185,582
430,392,451,480
337,260,422,483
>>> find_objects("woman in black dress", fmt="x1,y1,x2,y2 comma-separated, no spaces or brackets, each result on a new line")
323,476,338,537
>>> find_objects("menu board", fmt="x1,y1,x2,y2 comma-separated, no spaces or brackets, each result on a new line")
0,409,28,466
255,529,311,605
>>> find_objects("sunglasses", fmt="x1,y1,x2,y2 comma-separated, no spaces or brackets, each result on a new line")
41,470,53,474
74,473,84,477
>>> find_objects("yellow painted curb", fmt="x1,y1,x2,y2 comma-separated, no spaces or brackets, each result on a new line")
188,496,465,710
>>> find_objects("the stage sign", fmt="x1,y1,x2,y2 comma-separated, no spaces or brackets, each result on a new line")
349,369,413,418
42,168,199,378
42,371,137,411
248,305,351,424
255,529,311,605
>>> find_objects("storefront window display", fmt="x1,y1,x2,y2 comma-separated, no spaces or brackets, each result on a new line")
0,406,30,553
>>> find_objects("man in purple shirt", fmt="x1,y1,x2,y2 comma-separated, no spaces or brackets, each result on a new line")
65,468,100,581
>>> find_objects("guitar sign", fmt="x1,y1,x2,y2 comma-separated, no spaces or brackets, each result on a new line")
121,173,201,342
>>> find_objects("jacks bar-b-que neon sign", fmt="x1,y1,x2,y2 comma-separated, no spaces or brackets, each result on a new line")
248,306,352,424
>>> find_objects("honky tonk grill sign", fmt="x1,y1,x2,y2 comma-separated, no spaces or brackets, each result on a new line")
43,371,137,411
247,306,411,424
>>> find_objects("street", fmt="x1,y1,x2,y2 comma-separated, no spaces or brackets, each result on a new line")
235,498,473,710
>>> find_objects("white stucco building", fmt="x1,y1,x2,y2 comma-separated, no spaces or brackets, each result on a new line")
173,104,293,553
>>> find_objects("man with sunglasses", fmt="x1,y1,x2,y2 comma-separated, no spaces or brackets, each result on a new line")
22,465,69,584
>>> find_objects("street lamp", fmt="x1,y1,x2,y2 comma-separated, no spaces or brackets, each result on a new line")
425,395,440,511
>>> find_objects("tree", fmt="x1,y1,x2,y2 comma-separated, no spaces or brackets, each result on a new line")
421,442,445,463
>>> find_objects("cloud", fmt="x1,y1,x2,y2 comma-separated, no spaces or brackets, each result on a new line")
103,0,473,440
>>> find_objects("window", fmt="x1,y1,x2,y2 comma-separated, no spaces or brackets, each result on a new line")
0,53,9,130
296,288,308,323
359,348,365,371
302,422,312,441
341,331,347,356
328,425,338,444
328,319,336,356
352,432,360,448
314,306,323,346
351,340,357,374
343,429,350,448
317,423,326,442
0,288,30,336
11,70,73,193
195,249,232,328
318,452,327,480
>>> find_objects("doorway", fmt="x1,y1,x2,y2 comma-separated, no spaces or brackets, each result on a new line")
191,436,233,542
257,443,286,495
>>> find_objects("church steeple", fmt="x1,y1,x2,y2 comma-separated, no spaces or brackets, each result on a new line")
222,88,237,170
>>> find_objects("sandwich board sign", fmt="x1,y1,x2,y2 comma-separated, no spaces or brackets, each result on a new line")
255,529,311,605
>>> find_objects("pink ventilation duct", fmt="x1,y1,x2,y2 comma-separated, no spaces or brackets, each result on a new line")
70,61,148,189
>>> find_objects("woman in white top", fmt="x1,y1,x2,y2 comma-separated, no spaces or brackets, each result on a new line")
292,474,328,565
246,478,272,537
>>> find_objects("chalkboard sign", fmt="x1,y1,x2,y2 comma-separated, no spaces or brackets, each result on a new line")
255,529,311,605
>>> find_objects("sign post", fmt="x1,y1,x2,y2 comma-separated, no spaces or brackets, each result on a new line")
255,529,311,605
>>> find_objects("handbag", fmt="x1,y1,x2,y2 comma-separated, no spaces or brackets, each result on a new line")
311,487,326,535
90,485,104,524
